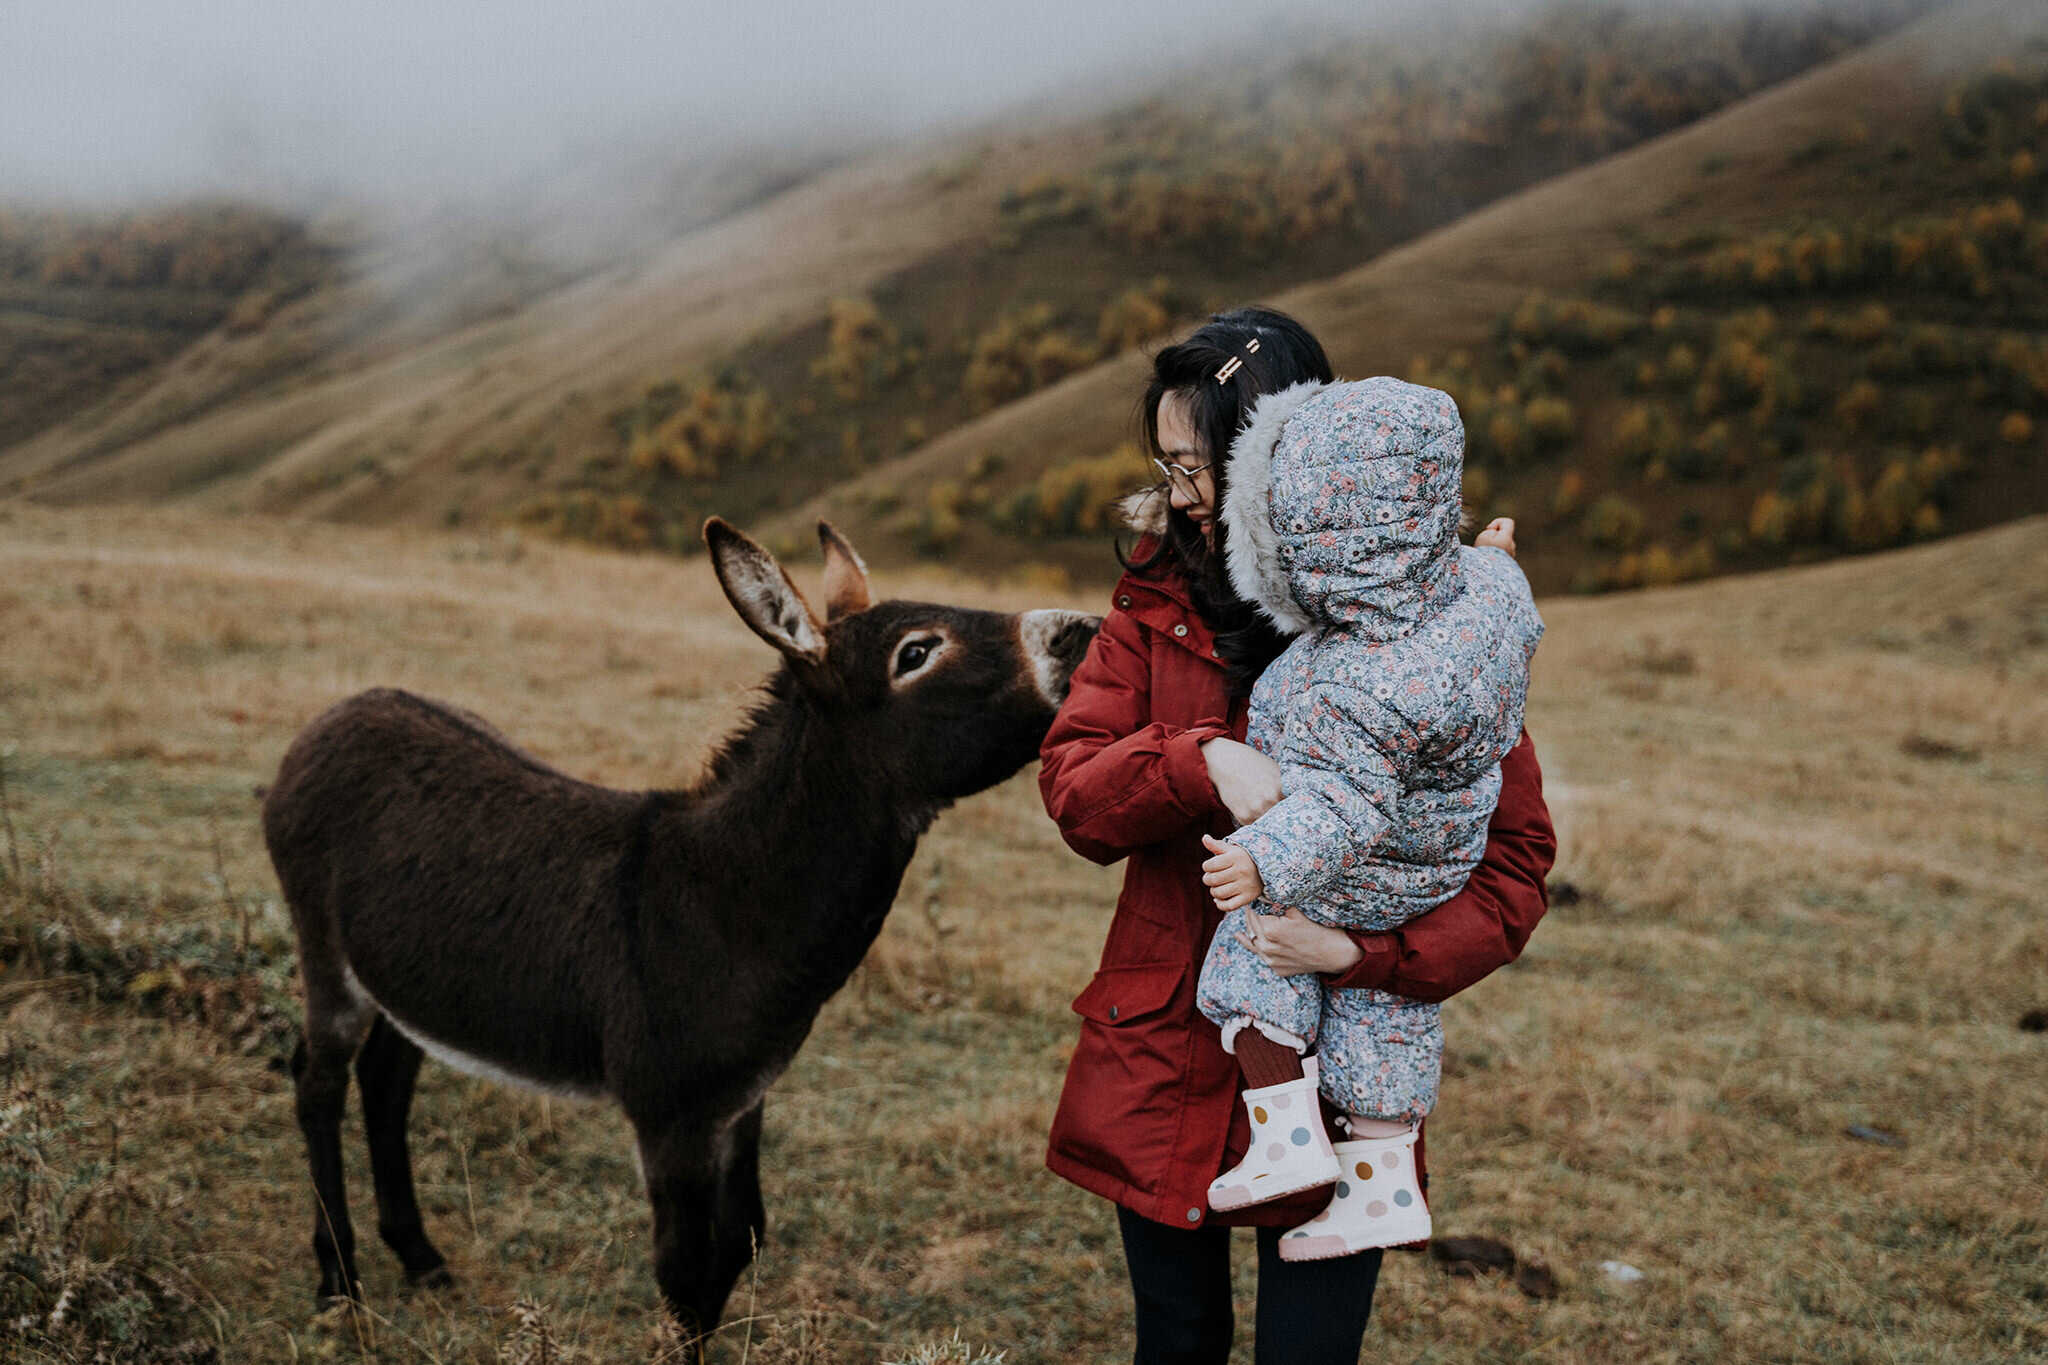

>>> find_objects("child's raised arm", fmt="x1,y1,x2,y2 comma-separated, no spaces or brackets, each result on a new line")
1475,517,1517,556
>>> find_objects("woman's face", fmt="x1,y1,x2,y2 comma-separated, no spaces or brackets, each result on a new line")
1156,390,1217,542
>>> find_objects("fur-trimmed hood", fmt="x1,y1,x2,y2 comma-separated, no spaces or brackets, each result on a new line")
1219,377,1466,639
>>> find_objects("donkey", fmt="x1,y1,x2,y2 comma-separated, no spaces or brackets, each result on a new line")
261,518,1098,1341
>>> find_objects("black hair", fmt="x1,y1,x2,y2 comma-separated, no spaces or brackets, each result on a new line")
1121,306,1335,695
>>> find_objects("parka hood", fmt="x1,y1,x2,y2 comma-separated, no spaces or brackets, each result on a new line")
1219,377,1466,639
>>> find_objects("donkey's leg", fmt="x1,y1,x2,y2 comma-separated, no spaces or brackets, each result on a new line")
293,1008,371,1305
356,1015,451,1288
714,1101,767,1293
636,1117,750,1350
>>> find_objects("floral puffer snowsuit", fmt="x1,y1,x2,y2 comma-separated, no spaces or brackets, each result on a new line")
1196,376,1545,1122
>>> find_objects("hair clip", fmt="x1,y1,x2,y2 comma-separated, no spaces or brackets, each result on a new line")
1213,336,1261,384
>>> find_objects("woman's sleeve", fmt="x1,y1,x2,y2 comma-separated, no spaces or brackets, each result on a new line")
1038,608,1232,866
1319,730,1556,1002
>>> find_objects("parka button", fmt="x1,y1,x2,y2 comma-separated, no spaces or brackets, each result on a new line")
1117,595,1132,608
1186,1207,1202,1223
1107,1005,1119,1020
1173,624,1188,637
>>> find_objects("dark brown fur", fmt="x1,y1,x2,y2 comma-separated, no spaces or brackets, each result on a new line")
262,520,1097,1343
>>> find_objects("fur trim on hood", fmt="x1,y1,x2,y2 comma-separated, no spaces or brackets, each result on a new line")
1118,486,1172,538
1219,377,1467,642
1219,381,1328,636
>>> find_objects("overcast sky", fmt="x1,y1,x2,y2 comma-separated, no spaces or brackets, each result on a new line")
0,0,1452,205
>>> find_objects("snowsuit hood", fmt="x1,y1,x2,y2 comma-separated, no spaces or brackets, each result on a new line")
1219,378,1466,639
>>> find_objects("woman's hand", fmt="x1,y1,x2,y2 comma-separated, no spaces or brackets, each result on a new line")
1233,905,1365,978
1201,738,1284,826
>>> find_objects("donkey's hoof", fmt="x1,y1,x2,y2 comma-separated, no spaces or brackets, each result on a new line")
407,1263,455,1291
313,1283,364,1314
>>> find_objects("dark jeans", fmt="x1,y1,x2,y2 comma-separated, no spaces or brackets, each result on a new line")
1116,1205,1384,1365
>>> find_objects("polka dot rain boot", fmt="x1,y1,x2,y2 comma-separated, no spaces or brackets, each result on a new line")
1207,1057,1341,1212
1276,1129,1431,1261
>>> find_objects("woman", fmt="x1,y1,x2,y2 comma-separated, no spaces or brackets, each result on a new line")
1038,308,1556,1365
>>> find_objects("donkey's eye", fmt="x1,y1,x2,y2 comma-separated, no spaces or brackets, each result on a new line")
895,637,938,677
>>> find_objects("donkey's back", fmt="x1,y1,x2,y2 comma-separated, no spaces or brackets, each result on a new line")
266,687,650,1096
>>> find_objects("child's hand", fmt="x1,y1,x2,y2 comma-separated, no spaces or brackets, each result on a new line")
1475,517,1517,557
1201,834,1265,912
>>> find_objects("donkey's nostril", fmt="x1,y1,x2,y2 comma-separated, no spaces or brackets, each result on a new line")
1019,609,1101,705
1055,615,1103,660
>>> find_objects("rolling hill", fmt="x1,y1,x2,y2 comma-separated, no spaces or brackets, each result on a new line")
774,0,2048,596
0,1,1951,595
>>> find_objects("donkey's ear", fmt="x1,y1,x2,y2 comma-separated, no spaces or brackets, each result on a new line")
704,518,825,664
817,520,872,620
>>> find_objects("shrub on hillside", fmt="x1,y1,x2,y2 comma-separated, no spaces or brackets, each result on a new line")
1749,446,1963,553
1483,404,1536,466
997,443,1153,538
1662,342,1700,388
613,371,784,479
1406,352,1491,419
1609,402,1678,468
1696,309,1803,423
1583,494,1645,551
505,490,661,550
1524,394,1576,448
1462,466,1494,518
1838,302,1894,345
811,295,916,402
1835,379,1884,435
1583,537,1716,592
1990,333,2048,408
1900,323,1981,377
1670,422,1731,481
964,306,1100,413
0,201,314,294
1550,470,1586,522
1098,280,1174,352
1507,294,1643,355
899,481,966,557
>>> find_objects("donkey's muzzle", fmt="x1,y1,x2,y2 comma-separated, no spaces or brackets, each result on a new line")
1019,609,1102,706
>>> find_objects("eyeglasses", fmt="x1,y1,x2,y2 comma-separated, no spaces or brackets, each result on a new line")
1152,457,1212,503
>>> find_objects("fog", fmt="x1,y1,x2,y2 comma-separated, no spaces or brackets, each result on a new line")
1,0,1853,294
0,0,1456,207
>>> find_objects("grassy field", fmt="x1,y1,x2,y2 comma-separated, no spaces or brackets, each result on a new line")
1,503,2043,1362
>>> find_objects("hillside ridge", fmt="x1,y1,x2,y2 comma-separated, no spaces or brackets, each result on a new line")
773,0,2043,587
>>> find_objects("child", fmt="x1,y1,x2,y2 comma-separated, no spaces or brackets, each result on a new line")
1195,376,1542,1261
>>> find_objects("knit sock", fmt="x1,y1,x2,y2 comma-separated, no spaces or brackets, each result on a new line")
1340,1114,1411,1139
1235,1028,1306,1089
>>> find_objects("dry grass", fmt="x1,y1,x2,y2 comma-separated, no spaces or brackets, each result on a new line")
0,502,2043,1362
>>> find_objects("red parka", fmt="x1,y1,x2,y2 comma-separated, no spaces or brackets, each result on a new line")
1039,550,1557,1231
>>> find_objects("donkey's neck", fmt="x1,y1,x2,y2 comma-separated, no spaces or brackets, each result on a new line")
678,678,930,998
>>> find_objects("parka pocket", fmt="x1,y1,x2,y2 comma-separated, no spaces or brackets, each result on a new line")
1055,960,1195,1199
1072,961,1187,1027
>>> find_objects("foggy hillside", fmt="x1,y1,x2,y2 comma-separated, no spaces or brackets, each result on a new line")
12,0,2029,603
